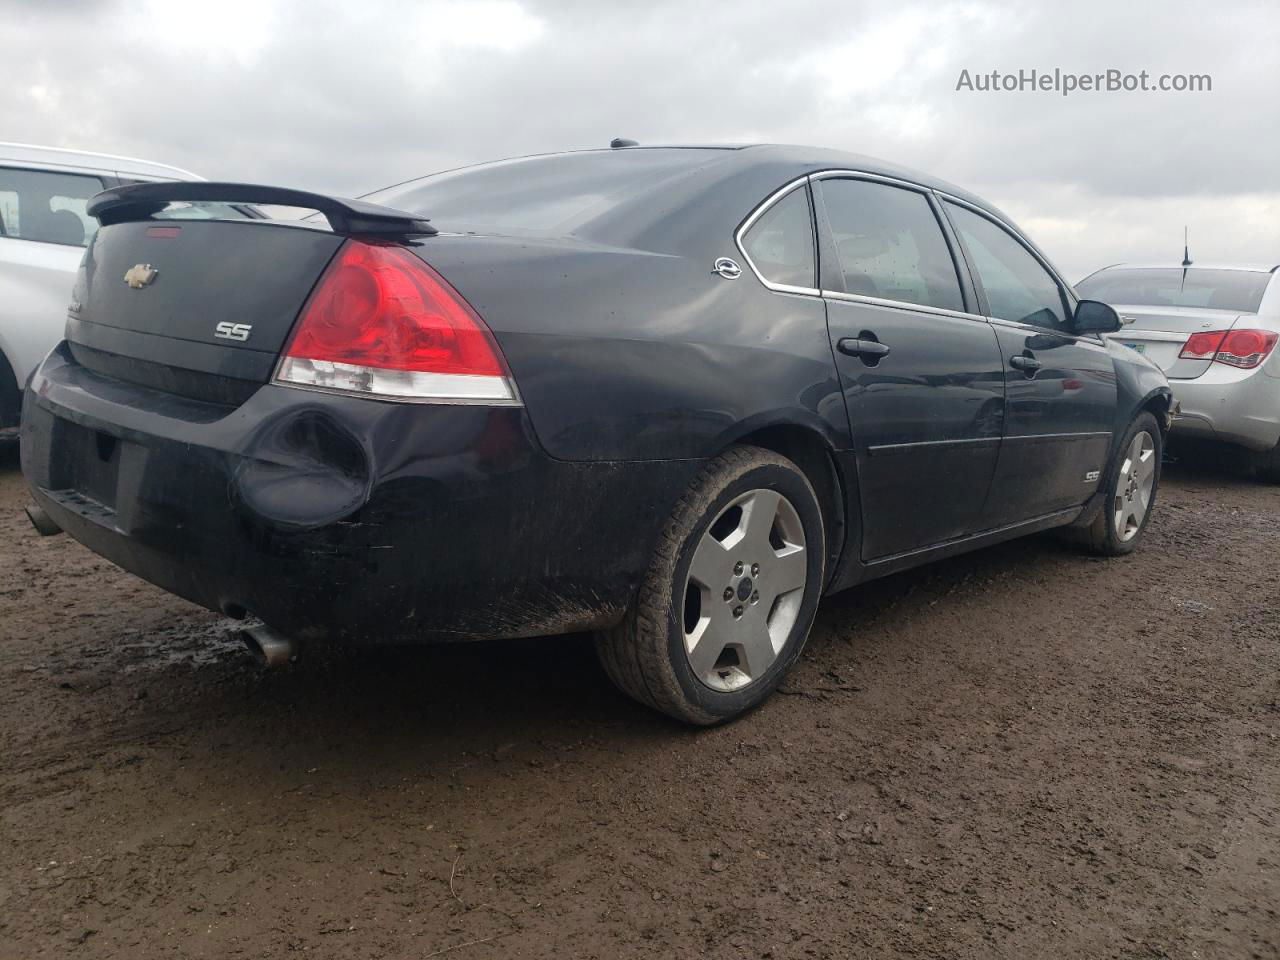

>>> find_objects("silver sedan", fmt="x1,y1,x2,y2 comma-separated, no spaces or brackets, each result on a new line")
1076,262,1280,481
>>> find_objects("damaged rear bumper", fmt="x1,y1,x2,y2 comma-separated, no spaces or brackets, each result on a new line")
21,345,697,642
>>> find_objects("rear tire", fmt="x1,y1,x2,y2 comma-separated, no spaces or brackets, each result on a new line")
1080,412,1162,556
596,446,826,725
0,352,21,442
1252,441,1280,483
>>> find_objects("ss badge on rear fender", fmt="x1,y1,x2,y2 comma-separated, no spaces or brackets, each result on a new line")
214,322,253,342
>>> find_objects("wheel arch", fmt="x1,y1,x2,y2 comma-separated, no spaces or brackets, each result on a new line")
1073,390,1170,531
1138,387,1175,436
723,422,850,589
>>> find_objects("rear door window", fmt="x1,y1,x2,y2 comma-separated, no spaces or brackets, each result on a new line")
740,186,816,289
0,167,105,246
944,202,1070,332
816,178,965,313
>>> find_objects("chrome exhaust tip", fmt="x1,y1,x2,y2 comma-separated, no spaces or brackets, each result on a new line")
25,503,62,537
239,623,297,668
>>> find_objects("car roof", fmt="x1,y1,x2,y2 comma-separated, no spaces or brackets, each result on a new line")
374,141,1052,269
610,142,1032,257
0,141,201,181
566,142,991,206
738,143,978,191
1097,262,1280,273
418,143,996,208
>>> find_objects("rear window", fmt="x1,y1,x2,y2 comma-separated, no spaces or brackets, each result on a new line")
1077,268,1272,313
0,167,105,246
364,149,724,234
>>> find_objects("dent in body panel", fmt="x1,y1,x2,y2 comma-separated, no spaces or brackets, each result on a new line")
24,350,696,643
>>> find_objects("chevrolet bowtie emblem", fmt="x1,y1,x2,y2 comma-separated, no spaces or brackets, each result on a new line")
124,263,158,289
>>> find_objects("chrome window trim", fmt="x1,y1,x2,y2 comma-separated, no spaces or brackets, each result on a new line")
735,168,972,304
808,168,933,193
823,289,987,322
934,191,1083,315
986,315,1111,352
935,192,1121,348
808,170,982,319
933,191,1071,287
733,175,820,296
734,170,1081,330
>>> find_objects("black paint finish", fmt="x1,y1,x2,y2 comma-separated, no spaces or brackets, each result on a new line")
983,325,1118,524
24,346,696,641
826,298,1005,560
21,145,1172,644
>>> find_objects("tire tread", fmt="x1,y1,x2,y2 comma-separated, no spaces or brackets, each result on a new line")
1082,412,1162,556
596,446,815,725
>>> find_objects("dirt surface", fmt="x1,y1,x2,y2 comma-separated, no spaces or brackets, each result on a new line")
1,442,1278,959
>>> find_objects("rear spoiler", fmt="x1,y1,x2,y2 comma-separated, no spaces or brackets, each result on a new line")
86,181,438,237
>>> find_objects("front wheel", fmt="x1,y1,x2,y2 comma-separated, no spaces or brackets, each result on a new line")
596,446,827,725
1081,412,1162,556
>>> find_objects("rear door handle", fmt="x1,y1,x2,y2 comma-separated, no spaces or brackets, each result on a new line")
1010,354,1042,372
837,338,890,359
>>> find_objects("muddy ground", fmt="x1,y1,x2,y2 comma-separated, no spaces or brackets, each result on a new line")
1,441,1277,959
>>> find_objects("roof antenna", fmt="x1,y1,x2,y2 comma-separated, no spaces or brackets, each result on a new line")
610,138,638,149
1181,226,1193,267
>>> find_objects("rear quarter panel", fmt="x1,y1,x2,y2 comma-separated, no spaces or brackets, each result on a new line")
417,234,850,462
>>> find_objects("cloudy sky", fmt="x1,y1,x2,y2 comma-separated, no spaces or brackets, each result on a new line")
3,0,1276,279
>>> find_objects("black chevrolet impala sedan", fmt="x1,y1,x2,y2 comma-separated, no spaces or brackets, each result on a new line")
21,143,1172,723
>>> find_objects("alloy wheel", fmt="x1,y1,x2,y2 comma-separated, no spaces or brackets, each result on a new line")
1114,430,1156,542
682,488,807,692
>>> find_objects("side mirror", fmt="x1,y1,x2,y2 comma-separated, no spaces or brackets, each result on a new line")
1073,299,1122,334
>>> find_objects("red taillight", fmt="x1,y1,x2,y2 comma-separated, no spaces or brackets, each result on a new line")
1216,329,1278,368
1178,331,1225,361
1178,328,1278,369
277,241,516,402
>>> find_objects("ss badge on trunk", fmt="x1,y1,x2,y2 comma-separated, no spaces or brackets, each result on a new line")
214,322,253,342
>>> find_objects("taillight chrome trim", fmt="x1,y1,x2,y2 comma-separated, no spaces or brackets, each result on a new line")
274,357,521,406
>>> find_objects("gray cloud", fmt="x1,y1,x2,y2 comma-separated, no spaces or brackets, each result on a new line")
2,0,1276,277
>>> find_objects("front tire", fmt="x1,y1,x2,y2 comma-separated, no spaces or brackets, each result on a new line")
596,446,826,725
1081,412,1162,556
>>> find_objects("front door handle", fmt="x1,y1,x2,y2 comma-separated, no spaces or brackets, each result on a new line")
837,338,891,360
1010,354,1042,373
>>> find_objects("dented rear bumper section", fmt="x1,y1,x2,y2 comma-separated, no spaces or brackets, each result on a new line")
22,345,696,643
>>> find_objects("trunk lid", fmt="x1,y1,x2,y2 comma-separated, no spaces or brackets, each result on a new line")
1105,305,1248,379
68,220,344,405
